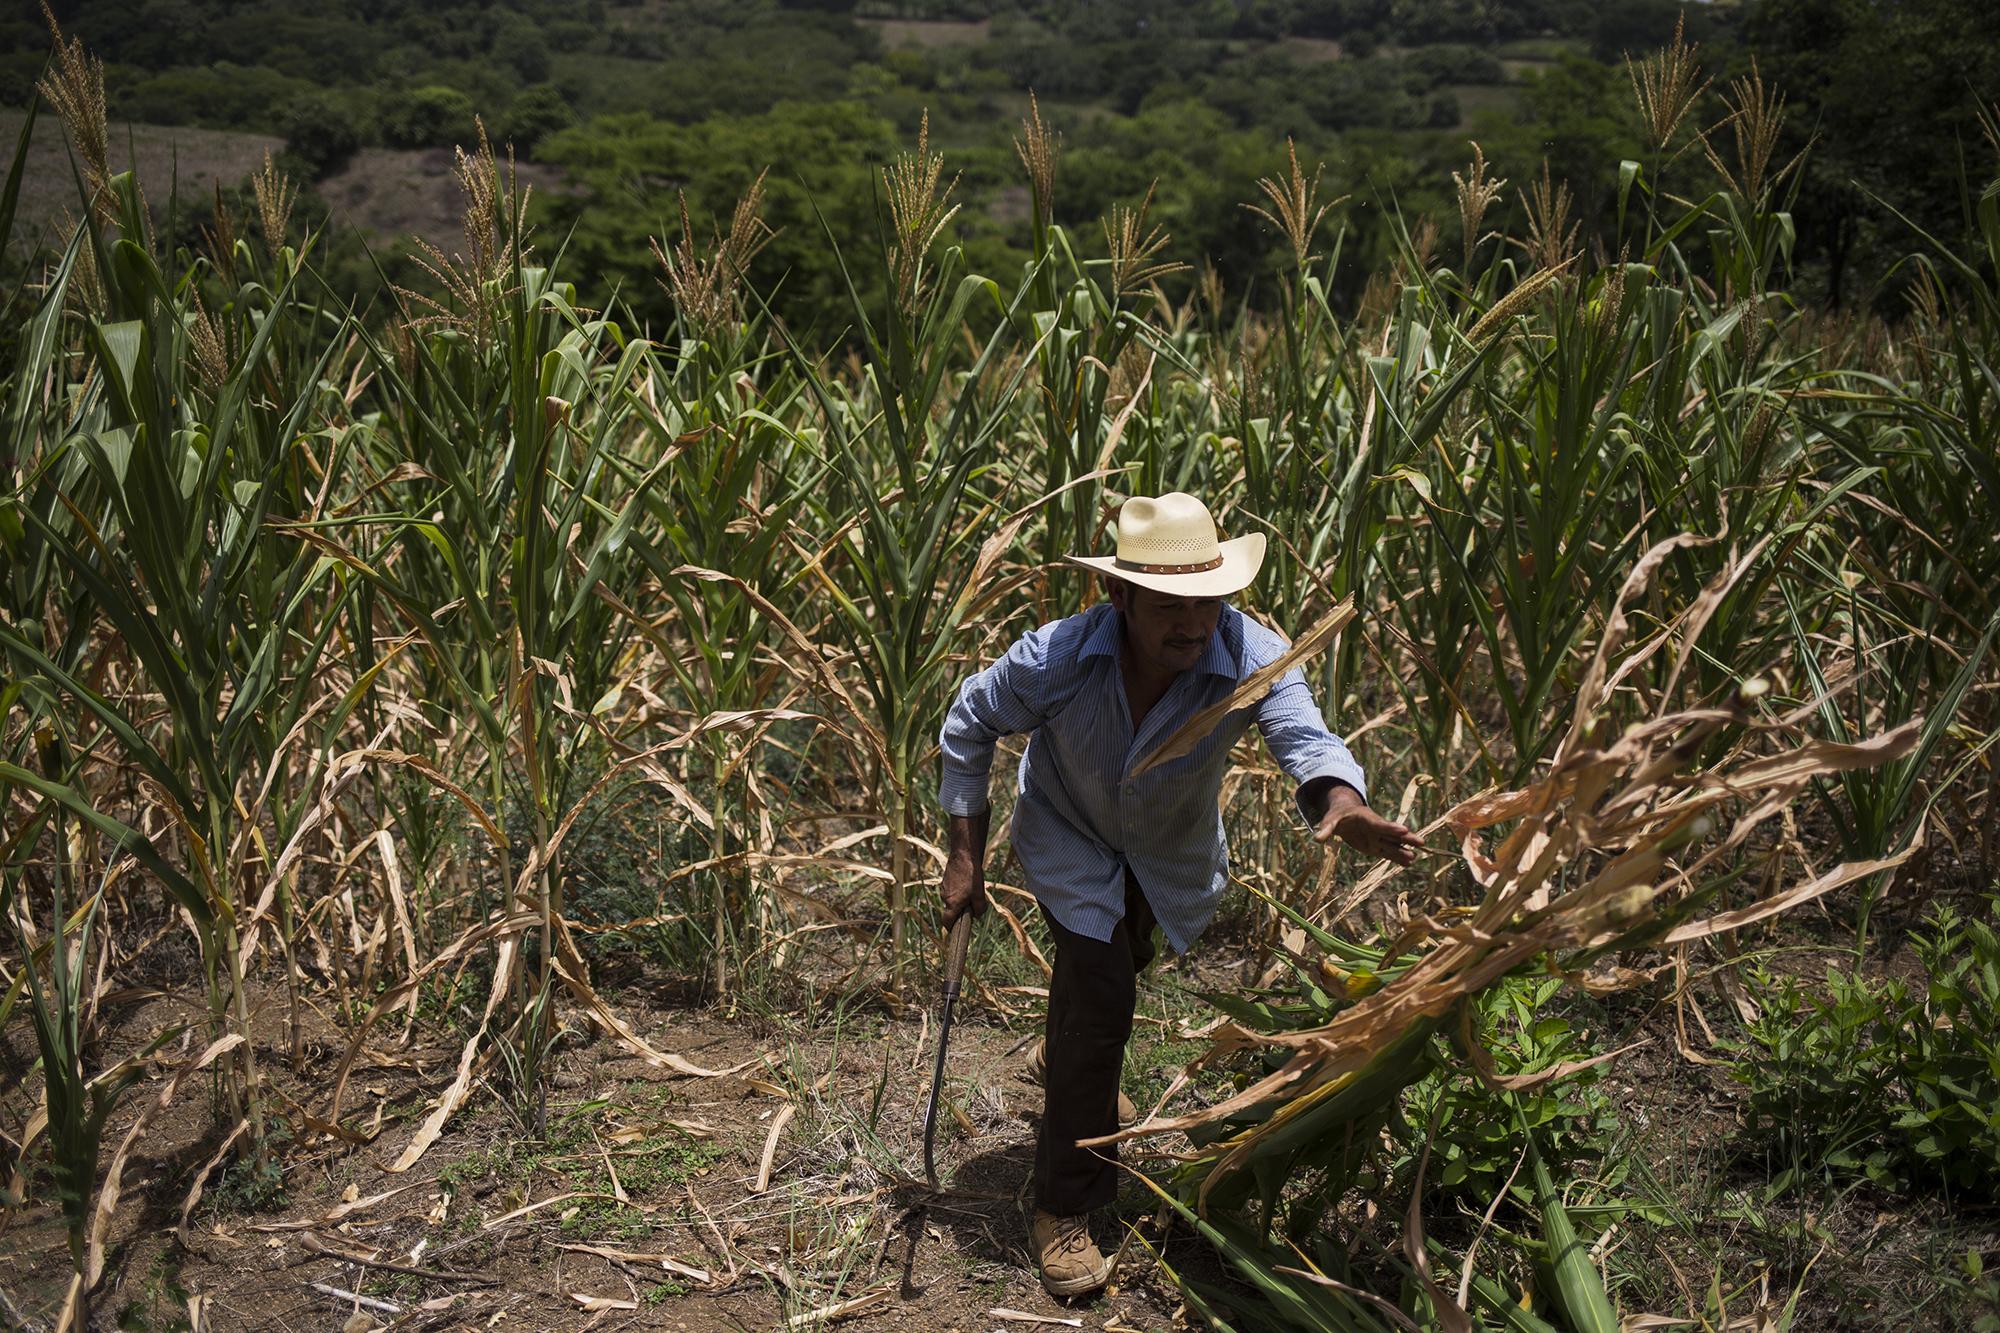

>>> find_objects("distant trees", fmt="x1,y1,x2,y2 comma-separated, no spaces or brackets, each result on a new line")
117,0,207,68
1498,52,1633,233
539,100,898,335
1390,0,1497,44
7,0,1992,325
119,66,314,129
1408,43,1505,85
493,16,552,83
285,90,362,178
379,86,478,150
501,85,574,156
1743,0,2000,306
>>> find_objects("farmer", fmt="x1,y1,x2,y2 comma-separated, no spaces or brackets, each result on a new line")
937,491,1421,1297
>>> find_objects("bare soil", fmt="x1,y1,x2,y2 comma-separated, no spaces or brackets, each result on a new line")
1,109,284,250
0,982,1213,1332
3,897,1992,1331
1272,37,1344,64
316,148,568,251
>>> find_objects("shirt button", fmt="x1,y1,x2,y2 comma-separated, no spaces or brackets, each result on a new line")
1125,784,1136,795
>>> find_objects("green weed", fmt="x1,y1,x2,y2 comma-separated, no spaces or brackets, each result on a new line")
1736,896,2000,1200
207,1120,294,1216
438,1102,724,1242
1403,976,1622,1198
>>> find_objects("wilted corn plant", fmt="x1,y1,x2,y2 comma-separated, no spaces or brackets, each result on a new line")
0,151,358,1151
1227,139,1353,634
623,190,828,999
3,735,176,1333
1102,544,1924,1330
0,111,366,1321
1013,118,1187,600
788,116,1047,996
325,129,702,1133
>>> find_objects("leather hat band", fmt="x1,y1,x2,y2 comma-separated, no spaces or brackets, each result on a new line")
1113,554,1225,575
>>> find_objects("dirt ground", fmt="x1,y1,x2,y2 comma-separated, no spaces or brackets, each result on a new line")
4,897,1995,1332
1,981,1219,1332
315,148,567,251
0,109,284,250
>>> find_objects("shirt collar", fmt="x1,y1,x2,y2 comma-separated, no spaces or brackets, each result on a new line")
1200,607,1243,679
1077,603,1243,679
1079,603,1123,661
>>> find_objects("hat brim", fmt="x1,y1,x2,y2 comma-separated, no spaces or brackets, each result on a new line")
1062,533,1266,598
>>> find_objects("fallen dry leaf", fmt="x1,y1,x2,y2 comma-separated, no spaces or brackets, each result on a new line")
989,1309,1084,1326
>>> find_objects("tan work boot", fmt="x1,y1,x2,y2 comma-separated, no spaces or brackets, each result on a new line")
1031,1208,1112,1296
1025,1037,1138,1125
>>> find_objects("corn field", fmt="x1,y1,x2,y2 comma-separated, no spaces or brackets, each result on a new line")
3,20,1999,1332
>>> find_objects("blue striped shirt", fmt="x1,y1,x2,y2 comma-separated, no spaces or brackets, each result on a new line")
938,602,1367,953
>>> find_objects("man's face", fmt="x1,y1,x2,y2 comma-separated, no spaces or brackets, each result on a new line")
1109,581,1223,676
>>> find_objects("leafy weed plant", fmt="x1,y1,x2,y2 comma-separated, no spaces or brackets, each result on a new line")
1403,975,1621,1198
1736,896,2000,1200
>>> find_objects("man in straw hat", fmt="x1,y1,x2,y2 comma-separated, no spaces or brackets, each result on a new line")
937,492,1420,1296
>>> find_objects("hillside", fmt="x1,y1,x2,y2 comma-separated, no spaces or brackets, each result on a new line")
2,109,565,259
2,108,281,249
7,0,1998,323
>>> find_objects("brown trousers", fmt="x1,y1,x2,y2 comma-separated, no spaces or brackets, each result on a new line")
1035,869,1158,1217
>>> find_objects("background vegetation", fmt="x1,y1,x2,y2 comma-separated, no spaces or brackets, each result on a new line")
7,0,1999,332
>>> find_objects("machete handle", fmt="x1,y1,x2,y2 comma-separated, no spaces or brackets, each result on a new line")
941,912,972,997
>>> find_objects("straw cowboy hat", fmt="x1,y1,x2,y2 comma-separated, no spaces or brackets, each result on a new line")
1063,492,1266,598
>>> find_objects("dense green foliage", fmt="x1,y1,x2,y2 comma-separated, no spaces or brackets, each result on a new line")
8,0,1995,332
1745,0,2000,305
1738,901,2000,1201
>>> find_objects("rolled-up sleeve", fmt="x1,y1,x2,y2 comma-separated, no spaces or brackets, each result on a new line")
1255,665,1368,823
938,627,1054,816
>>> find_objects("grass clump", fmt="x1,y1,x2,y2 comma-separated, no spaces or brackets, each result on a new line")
437,1102,724,1242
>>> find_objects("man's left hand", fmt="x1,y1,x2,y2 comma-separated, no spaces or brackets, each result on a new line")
1311,783,1422,866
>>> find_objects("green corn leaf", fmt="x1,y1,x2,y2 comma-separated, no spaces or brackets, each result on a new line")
1526,1132,1619,1333
0,763,210,927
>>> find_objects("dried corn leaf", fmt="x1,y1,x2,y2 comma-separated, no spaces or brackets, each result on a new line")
753,1103,796,1193
955,466,1124,625
783,1287,891,1329
91,1033,243,1283
1098,691,1922,1210
386,935,515,1171
1129,599,1356,778
556,959,760,1077
672,564,888,769
1661,845,1916,943
989,1310,1085,1327
555,1243,712,1284
1460,1006,1650,1093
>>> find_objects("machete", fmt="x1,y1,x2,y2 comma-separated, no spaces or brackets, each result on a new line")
920,912,974,1188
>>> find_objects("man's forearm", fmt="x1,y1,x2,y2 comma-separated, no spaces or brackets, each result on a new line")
947,808,991,866
940,808,992,925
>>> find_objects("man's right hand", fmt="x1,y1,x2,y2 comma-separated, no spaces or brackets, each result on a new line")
941,808,992,927
941,854,987,927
